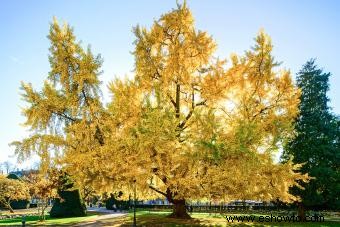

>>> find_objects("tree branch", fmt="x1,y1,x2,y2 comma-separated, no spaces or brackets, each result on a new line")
175,84,180,118
149,185,167,197
167,93,176,108
53,111,77,122
178,100,206,129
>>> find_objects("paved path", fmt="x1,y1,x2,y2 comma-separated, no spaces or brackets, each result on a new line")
87,207,125,214
74,207,128,226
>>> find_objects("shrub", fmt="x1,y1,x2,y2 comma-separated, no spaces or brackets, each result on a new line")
105,192,130,210
10,200,30,209
50,189,86,217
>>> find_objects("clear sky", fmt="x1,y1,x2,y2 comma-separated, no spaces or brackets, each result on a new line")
1,0,339,167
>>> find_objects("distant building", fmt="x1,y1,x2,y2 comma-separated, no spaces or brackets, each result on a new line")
8,169,39,179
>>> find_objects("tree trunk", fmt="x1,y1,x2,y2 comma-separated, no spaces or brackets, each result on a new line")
7,204,14,213
297,202,306,221
168,199,191,219
148,186,191,219
40,201,47,221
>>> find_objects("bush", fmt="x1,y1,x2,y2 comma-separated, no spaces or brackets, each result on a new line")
6,174,20,180
29,203,38,208
10,200,30,209
50,189,86,217
105,193,130,210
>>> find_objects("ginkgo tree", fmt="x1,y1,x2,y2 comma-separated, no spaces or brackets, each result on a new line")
11,17,105,174
13,3,308,219
11,17,106,213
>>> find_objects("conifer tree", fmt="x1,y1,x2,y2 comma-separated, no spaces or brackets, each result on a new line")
283,59,340,217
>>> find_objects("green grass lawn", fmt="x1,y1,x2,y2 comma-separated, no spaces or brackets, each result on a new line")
0,210,339,226
0,212,100,226
115,210,340,226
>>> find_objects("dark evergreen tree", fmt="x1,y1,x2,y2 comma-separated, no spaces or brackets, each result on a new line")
50,172,86,217
283,59,340,217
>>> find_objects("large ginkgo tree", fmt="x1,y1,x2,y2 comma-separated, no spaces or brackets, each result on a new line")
13,3,308,219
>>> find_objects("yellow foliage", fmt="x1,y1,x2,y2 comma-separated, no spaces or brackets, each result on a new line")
0,175,30,212
12,4,309,205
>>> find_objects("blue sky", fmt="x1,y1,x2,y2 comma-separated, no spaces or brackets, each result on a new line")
1,0,339,167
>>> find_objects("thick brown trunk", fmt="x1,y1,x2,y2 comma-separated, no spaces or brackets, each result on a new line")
148,186,191,219
297,203,306,221
168,199,191,219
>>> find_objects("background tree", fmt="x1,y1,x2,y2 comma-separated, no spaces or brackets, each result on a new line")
1,161,14,174
11,17,105,219
49,172,87,218
11,17,105,174
27,170,59,221
6,173,30,209
81,185,95,206
283,59,340,217
0,175,30,213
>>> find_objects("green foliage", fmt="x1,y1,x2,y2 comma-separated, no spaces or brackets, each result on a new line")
50,172,86,217
50,189,86,217
0,214,97,226
6,174,20,180
105,192,130,210
10,200,30,209
283,59,340,210
56,172,75,191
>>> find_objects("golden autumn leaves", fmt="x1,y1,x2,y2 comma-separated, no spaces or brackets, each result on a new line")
12,2,309,209
0,176,30,213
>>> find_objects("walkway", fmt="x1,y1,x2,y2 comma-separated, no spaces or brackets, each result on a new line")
74,207,128,227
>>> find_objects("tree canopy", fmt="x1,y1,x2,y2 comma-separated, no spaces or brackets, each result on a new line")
0,175,30,213
12,3,309,218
